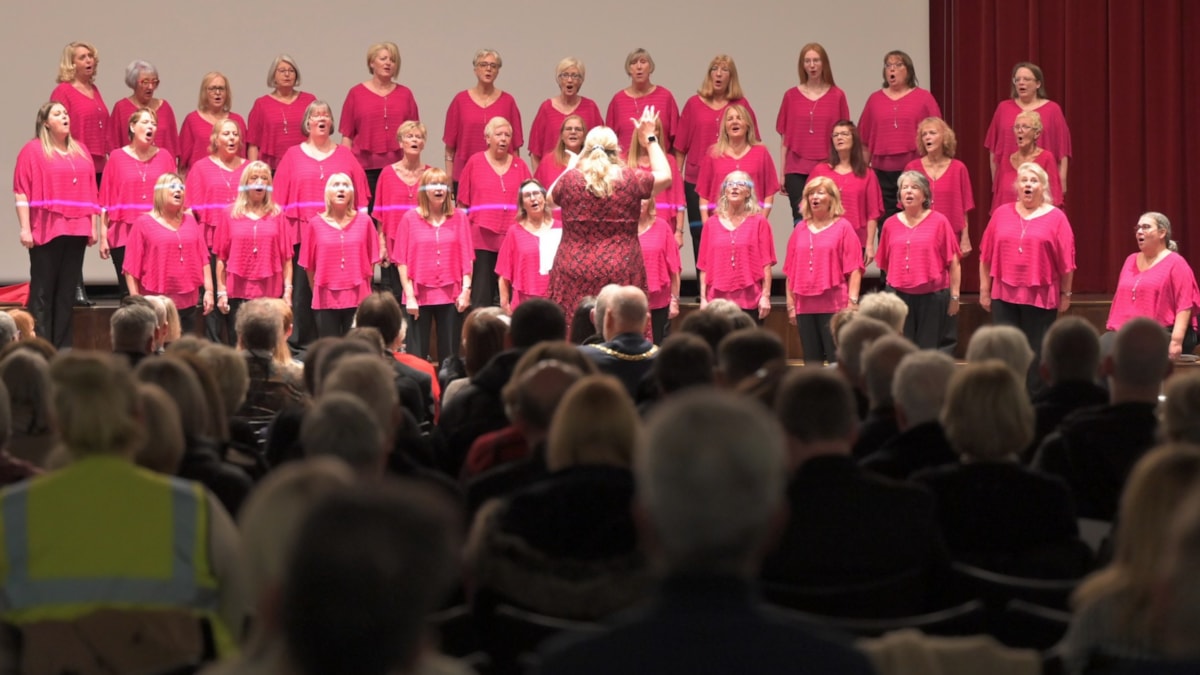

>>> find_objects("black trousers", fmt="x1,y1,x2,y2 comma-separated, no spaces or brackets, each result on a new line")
890,287,951,352
784,173,810,225
215,297,246,346
203,251,225,343
472,249,500,309
650,306,672,345
874,168,903,225
796,312,836,366
290,243,317,350
684,181,704,270
991,298,1058,392
177,305,200,338
315,307,357,338
29,235,87,349
412,303,461,363
109,245,131,298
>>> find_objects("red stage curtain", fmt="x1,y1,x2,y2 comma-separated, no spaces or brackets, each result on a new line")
930,0,1200,293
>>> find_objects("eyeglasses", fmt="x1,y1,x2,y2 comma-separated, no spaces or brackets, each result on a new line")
138,79,159,86
1136,223,1158,232
563,126,585,133
1013,76,1037,84
885,61,906,69
724,180,754,190
558,72,582,81
276,68,296,75
1012,124,1035,132
207,86,227,93
476,62,500,71
831,131,853,138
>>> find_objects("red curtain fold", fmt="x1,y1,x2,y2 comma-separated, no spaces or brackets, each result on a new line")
930,0,1199,293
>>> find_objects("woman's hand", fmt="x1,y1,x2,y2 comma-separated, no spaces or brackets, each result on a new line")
948,297,960,317
668,297,680,319
99,236,111,260
217,294,230,314
18,227,33,250
406,297,420,319
758,295,771,320
455,288,471,313
1170,338,1184,360
864,244,876,267
787,305,797,326
1058,293,1071,315
202,290,215,315
699,296,709,311
632,106,660,145
674,230,684,249
979,288,991,313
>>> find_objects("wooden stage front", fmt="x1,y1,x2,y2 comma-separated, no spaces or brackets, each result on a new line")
62,293,1117,362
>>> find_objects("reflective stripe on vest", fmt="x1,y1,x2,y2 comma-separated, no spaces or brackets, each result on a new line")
1,479,219,612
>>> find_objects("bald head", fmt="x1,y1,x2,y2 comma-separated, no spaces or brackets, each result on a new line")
603,286,649,340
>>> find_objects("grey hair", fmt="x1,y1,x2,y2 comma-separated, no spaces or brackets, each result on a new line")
1142,211,1178,252
897,170,932,210
857,291,908,333
892,350,956,425
862,334,917,408
302,392,386,474
109,305,157,352
836,316,894,383
0,314,16,344
123,59,158,89
966,325,1034,380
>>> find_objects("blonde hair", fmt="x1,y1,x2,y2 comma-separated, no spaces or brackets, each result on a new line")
56,41,97,84
126,107,158,146
556,56,586,80
150,173,185,217
916,117,958,158
366,42,401,78
626,117,665,167
207,117,242,155
158,296,182,344
133,382,184,474
715,170,763,218
941,360,1033,460
624,48,654,75
51,353,143,458
415,168,455,220
799,176,846,221
264,298,295,366
546,375,641,471
321,173,357,213
230,161,280,219
267,53,302,88
577,127,623,198
698,54,745,101
484,116,512,142
197,71,232,113
554,114,586,167
1014,109,1044,134
35,101,86,158
1072,444,1200,644
1015,161,1054,205
394,119,426,146
710,103,760,157
1162,372,1200,443
966,324,1035,378
473,49,502,68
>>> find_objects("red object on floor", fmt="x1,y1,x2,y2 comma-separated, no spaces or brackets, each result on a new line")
0,283,29,306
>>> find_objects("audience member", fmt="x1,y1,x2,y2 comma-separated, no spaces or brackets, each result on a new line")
762,368,947,616
716,328,785,389
916,361,1088,577
835,315,894,418
580,285,658,399
861,350,957,479
0,378,39,486
852,334,916,459
6,309,36,341
1160,371,1200,445
1034,317,1171,520
1029,316,1107,456
857,291,908,333
650,332,715,402
0,351,58,468
356,292,439,422
346,326,429,425
301,391,387,476
468,375,649,619
133,382,186,475
677,308,735,354
539,388,875,675
110,303,158,366
966,324,1036,379
231,298,307,437
0,314,17,345
1149,481,1200,670
704,297,757,331
568,296,598,345
443,307,509,407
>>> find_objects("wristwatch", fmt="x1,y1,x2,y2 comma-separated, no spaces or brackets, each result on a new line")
646,135,658,144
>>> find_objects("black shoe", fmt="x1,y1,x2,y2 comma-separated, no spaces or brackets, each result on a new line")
73,284,94,307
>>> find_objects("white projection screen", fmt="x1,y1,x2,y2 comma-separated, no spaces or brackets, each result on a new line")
0,0,928,284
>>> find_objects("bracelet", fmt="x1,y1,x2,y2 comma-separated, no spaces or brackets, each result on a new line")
216,290,227,297
284,283,294,289
950,295,960,301
1062,291,1073,297
849,296,860,305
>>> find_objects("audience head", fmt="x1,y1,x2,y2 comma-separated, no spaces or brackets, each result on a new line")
590,284,621,336
50,353,143,459
1162,372,1200,444
133,382,185,474
355,292,404,350
0,337,56,364
1106,317,1172,397
861,334,917,409
0,313,17,345
110,304,157,355
509,298,566,349
321,354,399,447
828,307,857,351
966,325,1035,379
460,307,509,377
312,339,377,396
716,328,785,388
941,361,1032,461
0,351,55,445
6,309,35,341
134,356,218,444
835,316,894,386
638,389,786,577
196,344,248,424
1157,478,1200,659
547,375,640,472
302,392,387,476
159,297,182,345
1040,316,1101,385
568,296,598,345
236,298,285,352
775,368,858,450
704,298,756,331
301,337,341,395
892,350,956,429
678,310,735,354
653,333,715,396
602,286,650,340
282,482,460,675
856,291,908,333
346,326,388,356
502,358,587,444
0,380,12,452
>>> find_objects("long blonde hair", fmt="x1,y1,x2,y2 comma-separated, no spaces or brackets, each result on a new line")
710,103,759,157
577,126,623,198
230,161,280,219
35,101,86,158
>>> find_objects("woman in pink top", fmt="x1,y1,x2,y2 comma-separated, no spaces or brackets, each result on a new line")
809,121,883,261
124,173,213,331
905,117,975,255
299,173,380,337
676,54,759,251
396,168,473,360
980,162,1075,378
638,199,682,344
213,161,292,345
99,107,178,297
377,120,434,311
986,62,1071,195
876,171,961,350
697,170,777,323
534,114,585,192
777,43,850,223
110,59,179,167
273,100,373,348
186,118,249,342
784,177,863,365
497,179,556,315
1108,212,1200,359
628,117,685,247
178,72,247,176
991,110,1063,214
340,42,421,215
529,58,604,173
696,104,779,216
457,116,532,309
605,48,680,154
246,54,317,171
444,49,523,189
858,50,942,224
13,101,100,348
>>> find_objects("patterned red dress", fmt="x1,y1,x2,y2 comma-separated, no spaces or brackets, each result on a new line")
547,167,653,315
